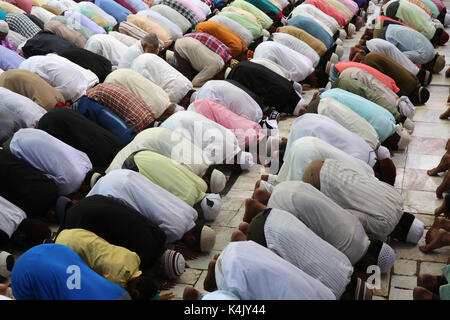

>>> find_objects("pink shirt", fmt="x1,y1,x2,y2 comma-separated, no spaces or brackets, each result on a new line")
335,61,400,93
429,0,445,11
338,0,358,15
306,0,348,26
176,0,206,21
191,98,265,148
5,0,32,13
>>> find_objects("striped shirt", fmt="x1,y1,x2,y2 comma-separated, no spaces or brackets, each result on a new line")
184,32,232,62
55,228,142,288
407,0,433,16
265,208,353,299
320,159,404,240
159,0,199,27
86,83,155,132
5,13,41,39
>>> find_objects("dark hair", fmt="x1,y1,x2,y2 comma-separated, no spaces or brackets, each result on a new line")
136,274,158,300
16,219,51,250
314,70,330,88
112,23,120,32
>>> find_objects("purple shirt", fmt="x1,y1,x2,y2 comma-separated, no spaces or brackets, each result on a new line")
0,45,25,71
64,11,106,35
1,37,18,54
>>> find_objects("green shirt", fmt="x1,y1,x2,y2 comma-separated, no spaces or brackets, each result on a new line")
134,150,207,206
229,0,273,29
396,2,436,39
219,11,263,39
440,265,450,300
418,0,440,17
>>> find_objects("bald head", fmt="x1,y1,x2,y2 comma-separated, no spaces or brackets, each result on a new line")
141,33,160,54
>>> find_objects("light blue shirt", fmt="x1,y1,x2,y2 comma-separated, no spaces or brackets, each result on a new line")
95,0,132,23
320,88,396,142
0,45,25,71
287,15,334,49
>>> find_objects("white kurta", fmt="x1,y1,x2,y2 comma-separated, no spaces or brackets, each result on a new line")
150,4,192,33
271,32,320,68
160,110,241,165
18,55,88,102
285,114,377,167
117,40,144,69
318,96,381,151
104,68,170,119
30,6,56,24
137,9,183,40
265,208,353,299
9,128,93,195
253,41,314,82
291,4,339,34
48,53,99,89
250,57,292,80
84,34,129,67
0,87,47,128
131,53,193,103
108,31,139,46
0,196,26,238
267,181,371,264
320,159,404,241
217,240,336,300
106,127,209,176
87,169,197,244
194,80,263,123
366,39,419,75
209,15,254,46
276,136,374,185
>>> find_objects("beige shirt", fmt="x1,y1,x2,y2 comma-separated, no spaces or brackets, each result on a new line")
44,20,87,48
126,14,173,48
174,37,224,87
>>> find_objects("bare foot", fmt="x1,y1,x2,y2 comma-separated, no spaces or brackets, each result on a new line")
203,259,217,292
432,216,450,231
183,286,200,300
0,284,8,298
231,229,247,242
160,292,176,300
243,198,267,223
175,246,198,261
238,222,249,234
260,174,269,181
427,168,439,176
252,188,271,205
419,228,449,252
417,274,438,293
413,286,433,300
440,107,450,119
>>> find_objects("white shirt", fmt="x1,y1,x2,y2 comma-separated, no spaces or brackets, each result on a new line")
291,4,339,34
104,68,170,119
366,38,419,75
217,240,336,300
0,87,46,128
131,53,193,103
250,58,292,80
137,10,183,40
149,4,192,33
88,169,197,244
30,6,56,24
272,32,320,67
0,196,26,238
194,80,263,123
265,208,353,299
253,41,314,82
108,31,139,47
48,53,99,89
318,96,381,151
118,41,144,69
160,110,241,165
85,34,129,67
19,55,88,102
209,15,253,46
106,127,209,176
276,136,374,185
268,181,371,264
9,128,93,195
320,159,404,241
286,114,377,167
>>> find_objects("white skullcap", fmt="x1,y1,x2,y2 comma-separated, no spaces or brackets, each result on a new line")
239,151,254,170
165,49,174,61
330,52,339,65
201,193,222,221
224,67,232,79
396,124,411,150
90,172,102,188
0,21,9,34
200,225,216,252
202,290,239,300
339,29,347,40
406,218,424,244
397,96,415,119
348,23,356,36
445,13,450,27
0,251,14,278
210,169,226,194
267,174,277,185
377,146,390,160
258,180,274,193
190,91,198,104
335,38,343,46
335,45,344,58
403,118,415,134
160,249,185,279
377,243,395,273
262,29,270,38
326,61,334,74
214,255,226,290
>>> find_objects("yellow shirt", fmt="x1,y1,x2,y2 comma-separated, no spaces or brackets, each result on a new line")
0,2,25,13
55,228,142,287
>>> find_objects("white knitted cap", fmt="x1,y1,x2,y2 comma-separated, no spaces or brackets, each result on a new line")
348,23,356,36
396,124,411,150
339,29,347,40
239,151,254,170
335,45,344,58
397,96,415,119
377,243,396,273
210,169,226,194
403,118,415,134
201,193,222,221
335,38,343,46
0,251,13,278
377,146,390,160
406,218,424,244
200,226,216,252
330,52,339,65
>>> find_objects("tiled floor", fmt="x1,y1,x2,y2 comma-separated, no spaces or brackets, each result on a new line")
162,12,450,300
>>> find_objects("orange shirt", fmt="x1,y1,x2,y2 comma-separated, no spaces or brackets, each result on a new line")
196,20,247,57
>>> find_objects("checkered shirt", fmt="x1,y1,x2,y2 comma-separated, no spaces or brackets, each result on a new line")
5,13,41,39
159,0,200,27
184,32,232,62
86,83,155,132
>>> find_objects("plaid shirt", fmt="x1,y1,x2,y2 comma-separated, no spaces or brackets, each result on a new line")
86,83,155,133
5,13,41,39
159,0,199,27
184,32,232,62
